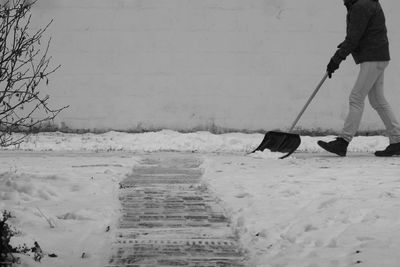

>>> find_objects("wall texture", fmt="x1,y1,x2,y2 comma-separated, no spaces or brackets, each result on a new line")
30,0,400,132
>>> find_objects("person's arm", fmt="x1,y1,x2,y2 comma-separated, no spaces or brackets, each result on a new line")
327,4,371,78
332,4,371,64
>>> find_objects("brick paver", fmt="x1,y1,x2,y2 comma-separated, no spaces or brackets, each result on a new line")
107,154,246,267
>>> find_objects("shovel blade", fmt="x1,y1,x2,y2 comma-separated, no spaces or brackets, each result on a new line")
252,131,301,158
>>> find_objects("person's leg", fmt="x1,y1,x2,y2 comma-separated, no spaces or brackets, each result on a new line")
368,62,400,144
341,62,385,142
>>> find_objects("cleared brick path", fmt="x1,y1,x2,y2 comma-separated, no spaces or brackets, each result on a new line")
107,154,246,267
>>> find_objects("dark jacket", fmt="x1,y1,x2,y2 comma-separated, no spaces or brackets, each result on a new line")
333,0,390,65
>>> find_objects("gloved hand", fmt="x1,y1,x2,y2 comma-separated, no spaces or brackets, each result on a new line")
327,58,340,78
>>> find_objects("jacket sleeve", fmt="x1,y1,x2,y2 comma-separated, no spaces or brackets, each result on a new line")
332,4,371,63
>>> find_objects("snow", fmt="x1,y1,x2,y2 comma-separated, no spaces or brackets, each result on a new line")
1,131,400,267
3,130,390,154
0,150,139,267
201,153,400,267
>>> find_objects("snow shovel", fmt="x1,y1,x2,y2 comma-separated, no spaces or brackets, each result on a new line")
252,73,329,159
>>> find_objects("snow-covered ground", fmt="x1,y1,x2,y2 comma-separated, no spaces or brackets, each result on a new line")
0,151,138,267
1,131,399,267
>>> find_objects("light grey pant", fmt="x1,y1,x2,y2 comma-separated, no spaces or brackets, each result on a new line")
341,61,400,144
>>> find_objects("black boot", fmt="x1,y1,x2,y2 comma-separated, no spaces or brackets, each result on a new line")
317,137,349,157
375,142,400,157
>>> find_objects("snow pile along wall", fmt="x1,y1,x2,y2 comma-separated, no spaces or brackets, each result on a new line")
2,131,391,154
31,0,400,132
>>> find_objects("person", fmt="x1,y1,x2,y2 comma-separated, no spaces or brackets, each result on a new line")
318,0,400,157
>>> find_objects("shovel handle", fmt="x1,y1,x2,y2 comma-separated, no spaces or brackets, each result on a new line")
288,72,329,132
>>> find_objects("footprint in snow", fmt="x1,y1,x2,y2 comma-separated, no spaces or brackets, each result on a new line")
235,192,252,198
318,198,338,210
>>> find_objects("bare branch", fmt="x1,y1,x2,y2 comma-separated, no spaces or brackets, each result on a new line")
0,0,67,147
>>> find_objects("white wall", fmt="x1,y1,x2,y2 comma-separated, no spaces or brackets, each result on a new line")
30,0,400,132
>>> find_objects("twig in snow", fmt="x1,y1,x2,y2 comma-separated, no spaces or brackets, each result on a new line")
36,207,56,228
